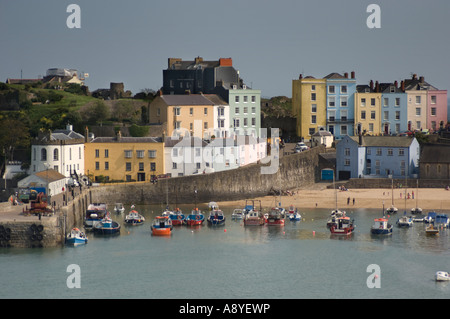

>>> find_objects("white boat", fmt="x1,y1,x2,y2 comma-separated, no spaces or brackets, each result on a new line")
114,203,125,214
327,209,346,228
66,228,88,246
396,214,413,227
124,210,145,225
231,209,244,219
411,207,422,214
435,271,450,281
289,212,302,222
386,205,398,214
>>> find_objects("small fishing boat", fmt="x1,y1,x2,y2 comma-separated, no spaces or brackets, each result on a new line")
66,228,88,246
423,212,437,224
185,208,205,226
207,209,226,226
425,224,439,236
84,203,108,230
434,214,449,228
386,205,398,214
411,207,422,214
243,200,265,226
231,209,244,220
435,271,450,281
371,217,393,235
114,203,125,214
289,211,302,222
151,216,173,236
168,208,185,226
124,210,145,225
329,216,354,235
266,207,286,226
93,215,120,235
327,209,346,229
396,213,413,227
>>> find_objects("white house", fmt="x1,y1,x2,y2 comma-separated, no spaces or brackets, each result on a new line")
30,124,85,179
18,169,68,196
165,137,209,177
311,130,334,148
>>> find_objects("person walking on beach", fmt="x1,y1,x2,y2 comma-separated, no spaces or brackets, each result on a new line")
353,198,355,205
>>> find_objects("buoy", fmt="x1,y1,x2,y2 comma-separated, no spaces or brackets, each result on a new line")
224,229,227,232
313,231,315,236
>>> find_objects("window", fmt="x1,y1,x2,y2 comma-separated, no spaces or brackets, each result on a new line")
157,108,160,116
311,115,316,124
395,123,400,133
243,96,248,103
361,98,366,107
371,98,376,106
311,85,316,91
235,107,239,114
341,110,347,121
384,98,389,107
105,149,109,158
251,107,256,114
415,96,421,104
344,159,350,166
431,95,437,104
309,128,315,135
344,148,350,156
124,150,132,158
105,162,109,170
341,125,348,135
139,163,144,171
125,162,131,171
371,111,376,119
328,96,335,107
204,108,208,115
243,107,248,114
174,107,181,116
148,150,157,158
252,118,256,126
53,149,59,161
136,150,145,158
190,108,193,116
235,96,239,103
150,163,156,171
328,110,336,122
369,123,374,132
95,162,100,170
311,93,316,101
41,149,47,161
243,118,248,127
416,121,421,129
399,149,404,156
251,96,256,103
361,110,366,119
431,108,436,116
328,86,335,94
341,96,348,107
416,108,421,116
376,148,382,156
395,111,400,120
204,122,208,129
387,149,393,156
172,162,177,169
341,85,347,94
395,98,400,106
383,111,389,121
311,104,317,113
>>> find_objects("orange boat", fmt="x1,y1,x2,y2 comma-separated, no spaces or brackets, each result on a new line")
151,216,173,236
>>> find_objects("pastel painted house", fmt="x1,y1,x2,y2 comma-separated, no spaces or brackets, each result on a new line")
336,135,420,180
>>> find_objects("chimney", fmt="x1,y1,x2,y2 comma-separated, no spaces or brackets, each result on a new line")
219,58,232,66
344,72,348,78
412,74,417,80
401,81,405,91
370,80,374,90
351,71,355,79
194,56,203,64
375,81,379,92
85,126,89,143
157,89,163,96
116,130,122,141
394,81,398,88
419,76,424,83
299,74,303,79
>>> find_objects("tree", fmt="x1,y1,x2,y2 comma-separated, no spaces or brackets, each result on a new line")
0,117,30,161
80,100,110,124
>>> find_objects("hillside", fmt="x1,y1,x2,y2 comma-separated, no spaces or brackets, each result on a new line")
261,96,294,117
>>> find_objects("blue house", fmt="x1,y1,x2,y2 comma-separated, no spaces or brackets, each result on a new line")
379,82,408,135
336,135,420,180
324,72,357,139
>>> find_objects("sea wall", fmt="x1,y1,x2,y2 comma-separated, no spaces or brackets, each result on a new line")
88,145,325,205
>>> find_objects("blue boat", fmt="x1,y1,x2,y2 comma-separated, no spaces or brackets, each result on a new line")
84,203,108,230
435,214,449,228
185,208,205,226
93,215,121,235
371,217,393,235
168,209,185,226
66,228,88,246
207,209,226,226
424,211,437,224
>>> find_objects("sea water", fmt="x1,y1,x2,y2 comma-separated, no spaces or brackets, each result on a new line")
0,205,449,299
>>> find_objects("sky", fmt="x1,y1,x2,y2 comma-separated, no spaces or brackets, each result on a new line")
1,0,450,98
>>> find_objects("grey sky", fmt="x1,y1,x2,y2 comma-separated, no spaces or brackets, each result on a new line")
1,0,449,98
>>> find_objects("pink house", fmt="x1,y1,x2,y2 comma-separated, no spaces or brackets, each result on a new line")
427,90,447,132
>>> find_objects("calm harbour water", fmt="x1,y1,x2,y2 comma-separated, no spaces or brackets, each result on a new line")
1,204,450,299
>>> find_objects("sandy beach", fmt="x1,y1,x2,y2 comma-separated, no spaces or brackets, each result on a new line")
217,186,450,212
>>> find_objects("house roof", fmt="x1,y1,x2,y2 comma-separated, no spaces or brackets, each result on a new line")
165,136,207,148
90,136,163,143
350,136,415,147
312,131,332,137
403,76,438,91
420,144,450,163
323,72,347,79
160,94,215,106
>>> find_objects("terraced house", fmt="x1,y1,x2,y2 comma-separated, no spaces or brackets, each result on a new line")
84,133,165,183
354,82,382,136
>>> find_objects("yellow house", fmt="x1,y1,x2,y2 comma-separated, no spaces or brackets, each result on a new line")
149,94,215,139
292,75,327,140
84,134,165,183
355,83,382,135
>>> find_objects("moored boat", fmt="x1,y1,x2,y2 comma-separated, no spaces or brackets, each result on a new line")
411,207,422,214
231,209,244,220
84,203,108,230
151,216,173,236
425,224,439,236
266,207,286,226
396,213,413,227
243,200,265,226
371,217,393,235
168,208,185,226
435,271,450,281
327,209,345,229
289,211,302,222
66,228,88,246
386,205,398,214
207,209,226,226
434,214,449,228
423,212,437,224
114,203,125,214
185,208,205,226
93,215,120,235
329,216,354,235
124,210,145,225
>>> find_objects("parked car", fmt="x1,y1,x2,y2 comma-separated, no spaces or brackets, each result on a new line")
294,142,309,153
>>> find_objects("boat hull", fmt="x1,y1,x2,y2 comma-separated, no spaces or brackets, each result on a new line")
124,219,144,226
436,271,450,281
151,227,172,236
371,227,392,235
66,237,88,246
243,218,265,226
207,218,225,226
93,222,120,235
330,226,354,235
266,218,285,226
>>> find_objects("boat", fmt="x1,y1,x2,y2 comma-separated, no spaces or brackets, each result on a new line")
124,209,145,225
168,208,185,226
329,216,354,235
412,216,424,222
386,205,398,214
396,213,413,227
425,224,439,236
114,203,125,214
266,206,286,226
371,217,393,235
207,209,226,226
435,271,450,281
327,210,346,229
66,228,88,246
411,207,422,214
84,203,108,230
289,211,302,222
93,215,121,235
423,212,437,224
243,200,265,226
231,209,244,220
151,216,173,236
434,214,449,228
185,208,205,226
411,180,422,215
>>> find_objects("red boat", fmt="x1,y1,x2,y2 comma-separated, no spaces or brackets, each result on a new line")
330,216,354,235
184,208,204,226
243,200,265,226
265,207,286,226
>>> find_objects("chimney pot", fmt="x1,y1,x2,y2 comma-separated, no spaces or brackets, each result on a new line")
351,71,355,79
344,72,348,78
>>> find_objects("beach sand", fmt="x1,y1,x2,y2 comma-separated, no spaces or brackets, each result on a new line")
217,185,450,212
